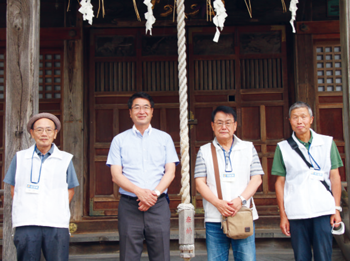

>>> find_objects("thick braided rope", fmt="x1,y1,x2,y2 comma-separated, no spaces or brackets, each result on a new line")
177,0,190,204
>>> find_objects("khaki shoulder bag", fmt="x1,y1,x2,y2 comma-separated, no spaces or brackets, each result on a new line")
211,143,254,240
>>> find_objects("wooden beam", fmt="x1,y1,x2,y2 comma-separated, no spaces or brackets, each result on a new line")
296,21,340,35
339,1,350,257
63,14,84,221
4,0,40,260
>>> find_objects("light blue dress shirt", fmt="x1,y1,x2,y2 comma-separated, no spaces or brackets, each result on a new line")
106,125,179,197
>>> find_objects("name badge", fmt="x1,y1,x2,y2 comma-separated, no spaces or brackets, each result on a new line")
309,169,325,181
26,184,39,194
222,172,235,182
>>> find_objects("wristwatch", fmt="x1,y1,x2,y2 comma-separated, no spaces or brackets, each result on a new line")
238,195,247,205
335,206,342,212
154,189,161,197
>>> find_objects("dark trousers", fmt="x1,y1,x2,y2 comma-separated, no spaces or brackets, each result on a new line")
118,195,171,261
14,226,70,261
289,215,333,261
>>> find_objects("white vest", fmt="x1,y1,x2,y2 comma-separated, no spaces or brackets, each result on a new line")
200,136,259,223
12,144,73,228
278,129,335,219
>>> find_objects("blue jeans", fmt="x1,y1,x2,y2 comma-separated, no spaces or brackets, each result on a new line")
206,222,256,261
289,215,333,261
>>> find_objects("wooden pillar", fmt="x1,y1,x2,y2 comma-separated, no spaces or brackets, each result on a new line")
4,0,40,260
340,0,350,227
63,17,83,220
294,33,316,127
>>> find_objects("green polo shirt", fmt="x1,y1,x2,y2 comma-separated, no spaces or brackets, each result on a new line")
271,132,343,177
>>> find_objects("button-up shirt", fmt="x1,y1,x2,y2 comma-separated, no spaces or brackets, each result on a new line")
106,125,179,197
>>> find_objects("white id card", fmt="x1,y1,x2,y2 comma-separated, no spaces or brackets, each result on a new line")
222,172,236,182
309,169,325,181
26,184,40,194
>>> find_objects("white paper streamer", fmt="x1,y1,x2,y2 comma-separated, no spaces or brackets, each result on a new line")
289,0,299,33
212,0,228,42
144,0,156,35
78,0,94,25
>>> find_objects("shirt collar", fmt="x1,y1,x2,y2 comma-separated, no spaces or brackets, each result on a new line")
35,144,54,156
215,137,234,152
296,130,313,147
132,124,152,136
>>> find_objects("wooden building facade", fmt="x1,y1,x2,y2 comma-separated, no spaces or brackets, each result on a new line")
0,0,348,241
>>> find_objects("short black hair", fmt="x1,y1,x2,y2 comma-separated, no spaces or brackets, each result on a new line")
211,106,237,122
127,92,155,109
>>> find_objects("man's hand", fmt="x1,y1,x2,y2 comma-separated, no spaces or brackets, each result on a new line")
230,197,242,216
138,201,151,212
214,200,235,217
280,215,291,236
135,188,157,207
330,211,342,228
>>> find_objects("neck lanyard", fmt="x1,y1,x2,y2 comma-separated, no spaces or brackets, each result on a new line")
307,145,321,170
220,139,234,172
30,145,43,184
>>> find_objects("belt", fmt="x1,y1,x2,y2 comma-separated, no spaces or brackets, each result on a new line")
121,193,166,200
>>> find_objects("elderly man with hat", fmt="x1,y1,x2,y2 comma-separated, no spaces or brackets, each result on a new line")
3,112,79,261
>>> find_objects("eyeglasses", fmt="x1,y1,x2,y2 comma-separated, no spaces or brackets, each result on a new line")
34,127,55,135
132,105,151,111
214,121,234,127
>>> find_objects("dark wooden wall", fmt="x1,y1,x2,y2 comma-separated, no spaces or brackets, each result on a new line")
295,21,346,181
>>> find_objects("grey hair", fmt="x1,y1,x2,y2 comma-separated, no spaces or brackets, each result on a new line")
289,101,313,118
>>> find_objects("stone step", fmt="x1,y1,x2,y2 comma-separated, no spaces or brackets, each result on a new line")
69,226,286,244
68,238,346,261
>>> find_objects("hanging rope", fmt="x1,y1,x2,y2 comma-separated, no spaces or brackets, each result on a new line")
177,1,194,258
133,0,142,21
177,0,190,205
173,0,177,22
96,0,105,18
67,0,80,12
281,0,287,13
244,0,252,18
206,0,215,21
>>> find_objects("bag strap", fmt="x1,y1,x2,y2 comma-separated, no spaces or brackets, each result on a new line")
211,143,223,200
286,137,312,168
286,136,333,195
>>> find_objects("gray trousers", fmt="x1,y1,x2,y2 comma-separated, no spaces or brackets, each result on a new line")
118,195,171,261
14,225,70,261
